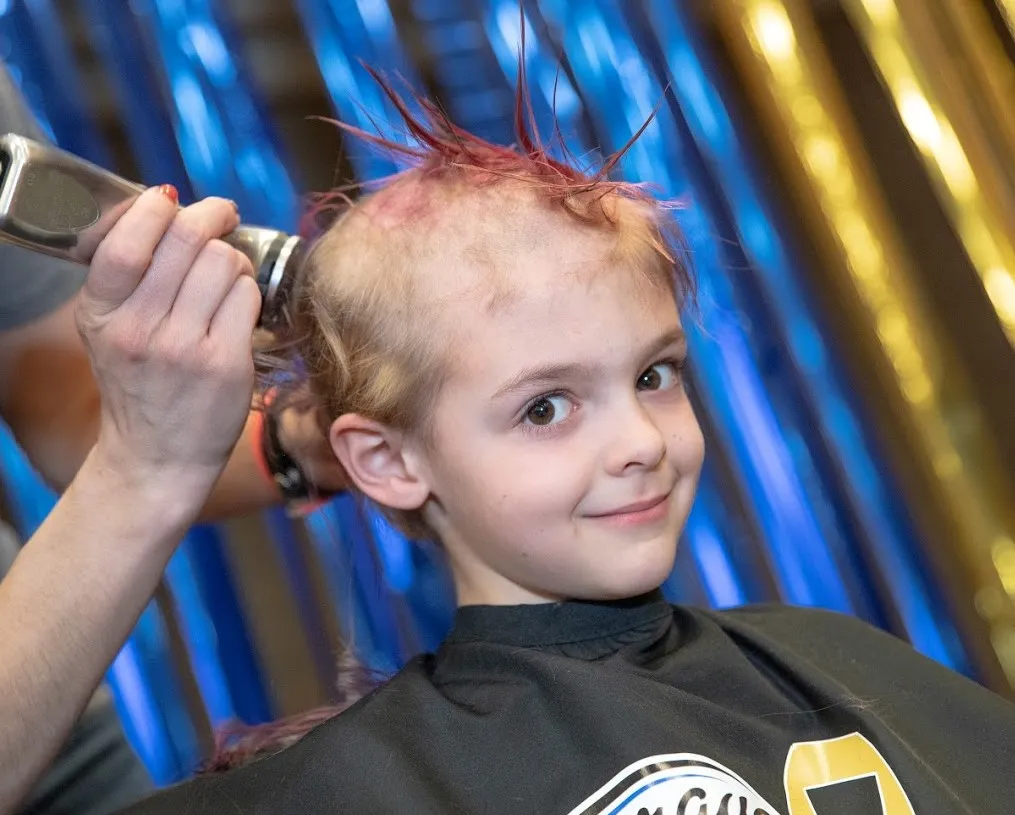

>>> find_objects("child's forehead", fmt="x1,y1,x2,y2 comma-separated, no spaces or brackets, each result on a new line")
440,260,683,391
428,222,633,315
439,232,677,344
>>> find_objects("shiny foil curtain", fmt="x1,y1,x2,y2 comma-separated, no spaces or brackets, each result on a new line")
2,0,1015,785
710,0,1015,691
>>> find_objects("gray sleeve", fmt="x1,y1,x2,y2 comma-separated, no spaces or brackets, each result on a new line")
0,244,87,330
0,59,88,329
0,519,18,575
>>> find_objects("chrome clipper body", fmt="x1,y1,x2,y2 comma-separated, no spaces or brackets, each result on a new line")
0,134,301,328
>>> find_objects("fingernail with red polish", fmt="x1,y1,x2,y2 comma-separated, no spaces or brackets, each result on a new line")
158,184,179,205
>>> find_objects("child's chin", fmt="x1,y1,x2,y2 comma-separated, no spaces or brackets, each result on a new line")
592,549,676,600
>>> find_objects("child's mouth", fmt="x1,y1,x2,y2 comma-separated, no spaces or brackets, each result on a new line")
587,492,671,527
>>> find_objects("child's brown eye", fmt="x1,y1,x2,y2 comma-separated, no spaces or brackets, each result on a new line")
638,367,662,390
522,394,571,427
637,361,681,391
526,398,556,425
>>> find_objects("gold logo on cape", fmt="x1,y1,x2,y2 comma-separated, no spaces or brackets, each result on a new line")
783,733,915,814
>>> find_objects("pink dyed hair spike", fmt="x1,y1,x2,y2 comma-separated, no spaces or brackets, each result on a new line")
299,42,688,261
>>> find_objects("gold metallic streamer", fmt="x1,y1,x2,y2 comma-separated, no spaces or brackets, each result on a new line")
935,0,1015,171
713,0,1015,692
995,0,1015,40
840,0,1015,346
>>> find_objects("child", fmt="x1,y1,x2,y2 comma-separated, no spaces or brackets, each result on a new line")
124,73,1014,815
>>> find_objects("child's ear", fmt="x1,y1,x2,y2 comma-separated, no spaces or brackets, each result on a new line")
328,414,430,510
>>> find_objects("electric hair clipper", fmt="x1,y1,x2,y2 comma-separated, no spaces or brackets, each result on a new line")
0,133,301,329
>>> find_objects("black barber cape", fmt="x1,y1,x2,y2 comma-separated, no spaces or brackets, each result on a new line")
124,593,1015,814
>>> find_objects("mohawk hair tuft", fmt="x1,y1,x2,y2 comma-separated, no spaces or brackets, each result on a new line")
299,34,691,309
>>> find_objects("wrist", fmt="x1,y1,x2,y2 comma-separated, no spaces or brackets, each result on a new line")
82,443,214,529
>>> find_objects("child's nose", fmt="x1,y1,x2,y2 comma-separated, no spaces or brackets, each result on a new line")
602,401,667,476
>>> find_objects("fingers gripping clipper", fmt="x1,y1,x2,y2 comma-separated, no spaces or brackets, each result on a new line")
0,133,302,330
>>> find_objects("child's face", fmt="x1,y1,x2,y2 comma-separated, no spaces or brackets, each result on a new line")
413,231,705,606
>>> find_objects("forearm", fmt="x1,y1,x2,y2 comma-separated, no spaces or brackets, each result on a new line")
0,450,196,814
15,401,342,523
2,300,344,521
197,410,280,520
9,394,279,522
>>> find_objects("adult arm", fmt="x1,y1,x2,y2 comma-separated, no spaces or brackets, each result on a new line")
0,191,261,812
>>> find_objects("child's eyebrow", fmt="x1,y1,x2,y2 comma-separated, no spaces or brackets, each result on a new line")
645,327,687,357
492,362,604,400
491,327,687,400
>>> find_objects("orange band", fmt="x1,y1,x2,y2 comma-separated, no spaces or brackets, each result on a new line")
250,408,274,490
251,386,279,491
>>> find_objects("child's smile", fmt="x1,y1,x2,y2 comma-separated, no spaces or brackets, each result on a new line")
583,490,673,528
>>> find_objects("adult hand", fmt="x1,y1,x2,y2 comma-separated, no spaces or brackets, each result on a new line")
76,186,261,506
